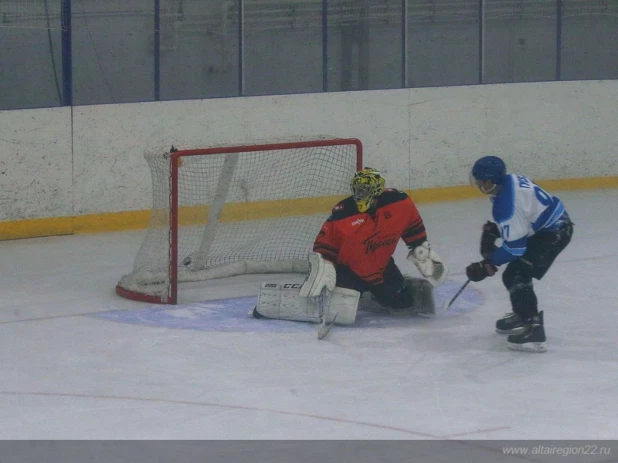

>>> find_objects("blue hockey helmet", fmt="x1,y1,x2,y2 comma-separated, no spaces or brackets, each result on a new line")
471,156,507,183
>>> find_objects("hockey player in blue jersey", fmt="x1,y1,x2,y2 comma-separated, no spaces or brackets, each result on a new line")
466,156,573,352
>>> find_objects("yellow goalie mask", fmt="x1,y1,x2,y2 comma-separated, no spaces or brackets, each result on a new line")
351,168,385,213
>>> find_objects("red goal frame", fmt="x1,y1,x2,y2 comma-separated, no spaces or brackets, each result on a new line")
116,138,363,304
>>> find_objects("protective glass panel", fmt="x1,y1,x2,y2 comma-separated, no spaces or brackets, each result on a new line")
0,0,65,109
561,0,618,80
484,0,557,84
159,0,240,100
72,0,155,105
406,0,480,88
243,0,323,96
326,0,403,92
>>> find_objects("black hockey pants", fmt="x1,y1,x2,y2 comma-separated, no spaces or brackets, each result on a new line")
335,258,414,309
502,219,574,321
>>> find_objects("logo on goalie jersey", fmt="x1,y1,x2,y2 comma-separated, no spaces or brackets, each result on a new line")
362,232,398,254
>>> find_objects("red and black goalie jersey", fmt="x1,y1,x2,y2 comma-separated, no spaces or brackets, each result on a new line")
313,188,427,286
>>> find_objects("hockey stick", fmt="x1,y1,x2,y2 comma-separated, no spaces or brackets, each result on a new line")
443,279,471,310
318,313,338,339
316,288,337,340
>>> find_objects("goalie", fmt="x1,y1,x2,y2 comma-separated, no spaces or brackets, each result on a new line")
254,167,448,326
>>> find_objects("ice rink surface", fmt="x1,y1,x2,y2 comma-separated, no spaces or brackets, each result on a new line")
1,189,617,440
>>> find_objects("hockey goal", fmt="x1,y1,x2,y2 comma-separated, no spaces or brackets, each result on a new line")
116,137,363,304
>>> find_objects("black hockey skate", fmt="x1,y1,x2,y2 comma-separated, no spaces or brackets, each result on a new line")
507,312,546,353
495,312,526,334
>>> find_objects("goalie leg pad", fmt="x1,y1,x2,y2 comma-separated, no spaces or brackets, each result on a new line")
298,252,337,298
358,278,435,316
401,277,435,315
255,283,359,325
327,286,360,325
256,283,320,323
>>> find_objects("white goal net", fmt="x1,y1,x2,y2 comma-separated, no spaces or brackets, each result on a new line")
116,137,362,304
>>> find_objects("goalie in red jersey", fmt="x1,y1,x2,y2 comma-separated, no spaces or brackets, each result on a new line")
254,168,448,327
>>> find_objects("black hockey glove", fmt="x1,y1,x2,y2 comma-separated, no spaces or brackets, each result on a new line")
480,221,500,259
466,259,498,282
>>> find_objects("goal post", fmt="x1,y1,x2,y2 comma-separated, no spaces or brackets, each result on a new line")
116,137,363,304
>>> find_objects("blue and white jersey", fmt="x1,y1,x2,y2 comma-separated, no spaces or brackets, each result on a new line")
489,174,567,266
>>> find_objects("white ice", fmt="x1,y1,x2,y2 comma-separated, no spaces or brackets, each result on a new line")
1,189,617,440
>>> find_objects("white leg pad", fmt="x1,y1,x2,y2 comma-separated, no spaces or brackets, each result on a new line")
256,283,359,325
257,283,319,323
327,286,360,325
298,252,336,298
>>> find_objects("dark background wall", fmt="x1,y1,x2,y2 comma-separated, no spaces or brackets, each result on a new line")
1,0,617,110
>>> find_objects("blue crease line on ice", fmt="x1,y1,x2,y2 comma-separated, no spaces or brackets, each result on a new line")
92,281,482,332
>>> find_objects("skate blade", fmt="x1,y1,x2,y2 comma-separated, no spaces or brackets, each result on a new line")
496,326,527,335
507,341,547,353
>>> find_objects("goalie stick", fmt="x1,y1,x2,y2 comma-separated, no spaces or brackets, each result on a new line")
316,288,338,340
318,313,338,339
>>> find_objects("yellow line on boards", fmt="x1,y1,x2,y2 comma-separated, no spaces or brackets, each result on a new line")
0,217,75,241
1,176,616,240
535,176,618,191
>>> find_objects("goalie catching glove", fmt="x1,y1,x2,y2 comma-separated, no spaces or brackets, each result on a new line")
407,241,448,287
298,252,337,298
